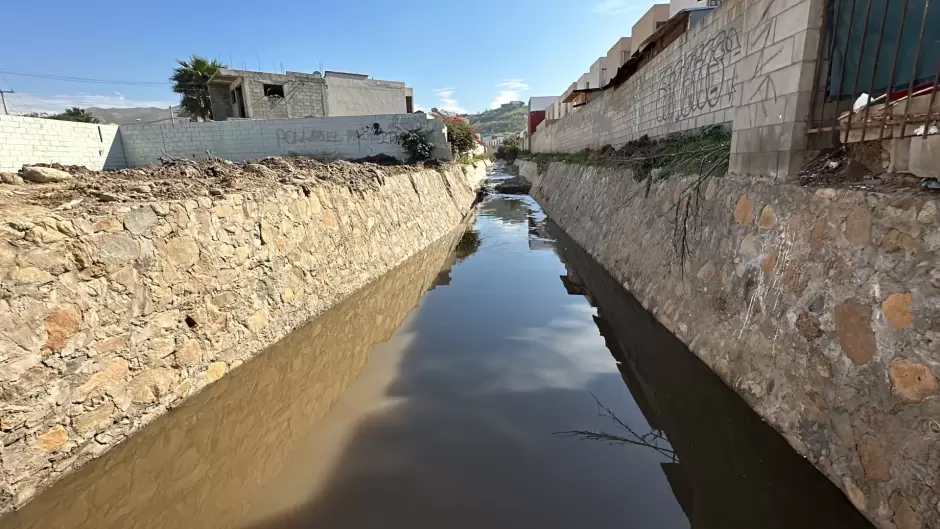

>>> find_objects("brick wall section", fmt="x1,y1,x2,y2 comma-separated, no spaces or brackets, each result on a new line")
241,72,327,120
117,114,451,166
0,114,452,172
0,116,125,172
531,0,825,180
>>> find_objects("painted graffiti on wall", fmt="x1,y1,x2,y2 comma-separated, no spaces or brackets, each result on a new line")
658,28,742,123
274,117,432,155
275,128,343,146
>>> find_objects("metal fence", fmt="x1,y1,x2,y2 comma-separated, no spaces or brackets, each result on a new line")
807,0,940,146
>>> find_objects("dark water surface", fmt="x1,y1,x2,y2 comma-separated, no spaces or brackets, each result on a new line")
2,175,873,528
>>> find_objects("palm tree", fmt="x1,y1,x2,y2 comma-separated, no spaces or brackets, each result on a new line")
49,108,99,123
170,56,226,120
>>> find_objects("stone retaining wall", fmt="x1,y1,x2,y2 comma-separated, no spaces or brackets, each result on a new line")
0,161,488,511
0,224,465,529
519,160,939,529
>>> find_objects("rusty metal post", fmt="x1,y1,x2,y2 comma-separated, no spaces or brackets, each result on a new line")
879,0,911,141
843,0,874,143
898,0,931,139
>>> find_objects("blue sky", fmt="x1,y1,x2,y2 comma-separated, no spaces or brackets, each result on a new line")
1,0,656,115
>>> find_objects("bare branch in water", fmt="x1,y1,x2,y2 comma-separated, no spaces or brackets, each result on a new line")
554,393,678,463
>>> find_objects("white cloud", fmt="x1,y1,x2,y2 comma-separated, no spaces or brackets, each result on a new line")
593,0,644,14
7,92,177,115
432,88,467,114
489,79,529,109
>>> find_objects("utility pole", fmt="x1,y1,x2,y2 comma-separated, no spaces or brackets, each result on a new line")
0,89,12,115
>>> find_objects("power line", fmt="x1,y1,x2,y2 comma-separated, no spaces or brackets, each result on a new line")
0,68,223,89
0,73,36,114
0,68,171,86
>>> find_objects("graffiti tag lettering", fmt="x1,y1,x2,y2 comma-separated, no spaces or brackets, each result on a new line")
658,28,742,123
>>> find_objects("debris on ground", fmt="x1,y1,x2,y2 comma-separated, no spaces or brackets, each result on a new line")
22,166,71,183
0,173,24,185
0,157,449,218
914,124,939,136
798,143,927,192
354,153,402,166
852,93,871,113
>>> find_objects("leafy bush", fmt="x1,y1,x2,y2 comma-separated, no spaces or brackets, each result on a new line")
443,116,479,156
396,128,434,162
495,137,521,163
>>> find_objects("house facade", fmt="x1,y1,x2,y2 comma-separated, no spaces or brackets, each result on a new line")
207,68,414,121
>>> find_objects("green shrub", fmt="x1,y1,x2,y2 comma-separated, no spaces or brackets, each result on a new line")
396,128,434,162
495,137,521,163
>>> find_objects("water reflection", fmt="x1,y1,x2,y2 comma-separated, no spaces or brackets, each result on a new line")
239,196,686,529
1,192,875,529
551,223,874,529
454,229,482,261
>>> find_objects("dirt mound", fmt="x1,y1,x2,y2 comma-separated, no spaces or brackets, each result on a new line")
1,157,445,218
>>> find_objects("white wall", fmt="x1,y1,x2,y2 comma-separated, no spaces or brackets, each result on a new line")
670,0,707,16
120,114,451,166
0,115,124,172
326,77,408,116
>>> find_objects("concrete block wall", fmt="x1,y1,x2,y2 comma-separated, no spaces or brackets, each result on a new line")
325,76,408,117
0,116,125,172
119,114,451,166
531,0,825,180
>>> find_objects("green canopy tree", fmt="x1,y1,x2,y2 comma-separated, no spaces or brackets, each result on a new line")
49,107,99,123
170,56,226,120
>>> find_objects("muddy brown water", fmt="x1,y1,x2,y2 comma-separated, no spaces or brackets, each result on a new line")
1,180,874,528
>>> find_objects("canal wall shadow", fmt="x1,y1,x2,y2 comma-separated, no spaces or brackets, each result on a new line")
240,216,874,529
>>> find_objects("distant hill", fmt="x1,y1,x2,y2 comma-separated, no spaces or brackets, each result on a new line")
87,106,184,125
465,102,527,138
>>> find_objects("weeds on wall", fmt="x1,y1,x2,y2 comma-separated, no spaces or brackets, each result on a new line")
519,126,732,275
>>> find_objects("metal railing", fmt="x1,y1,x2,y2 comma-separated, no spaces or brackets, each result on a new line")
807,0,940,146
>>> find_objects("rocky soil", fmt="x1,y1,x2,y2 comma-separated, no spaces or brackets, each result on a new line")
0,157,444,220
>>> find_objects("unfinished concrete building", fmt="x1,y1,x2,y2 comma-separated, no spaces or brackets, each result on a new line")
207,68,414,121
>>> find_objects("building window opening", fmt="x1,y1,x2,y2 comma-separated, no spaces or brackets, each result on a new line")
263,84,285,98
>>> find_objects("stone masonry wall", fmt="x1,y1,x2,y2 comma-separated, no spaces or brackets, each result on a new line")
0,225,465,529
0,161,488,511
532,0,823,180
0,116,125,173
519,159,940,529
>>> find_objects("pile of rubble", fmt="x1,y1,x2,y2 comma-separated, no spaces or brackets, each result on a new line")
0,157,438,217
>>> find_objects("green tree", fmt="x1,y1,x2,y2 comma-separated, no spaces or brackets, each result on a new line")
170,56,226,120
443,116,479,156
48,108,99,123
495,137,521,163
